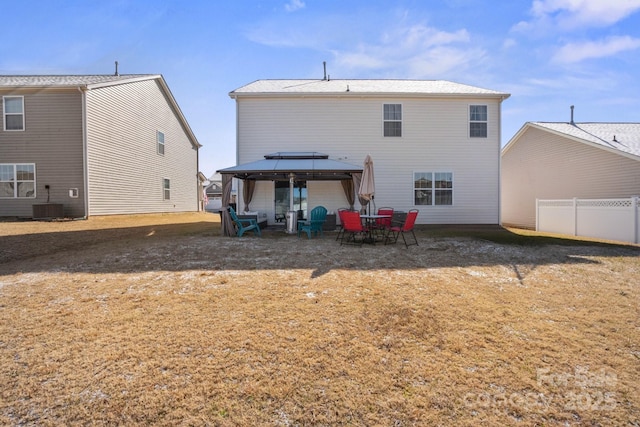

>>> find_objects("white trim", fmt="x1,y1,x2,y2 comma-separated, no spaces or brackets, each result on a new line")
382,102,403,138
412,170,454,207
80,86,89,217
468,104,488,139
162,177,171,200
157,130,165,156
0,163,36,198
3,95,25,131
85,75,162,90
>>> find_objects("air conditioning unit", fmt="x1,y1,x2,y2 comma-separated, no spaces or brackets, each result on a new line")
32,203,64,220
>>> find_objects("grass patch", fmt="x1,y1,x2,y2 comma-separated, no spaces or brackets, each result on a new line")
423,224,637,248
1,213,638,425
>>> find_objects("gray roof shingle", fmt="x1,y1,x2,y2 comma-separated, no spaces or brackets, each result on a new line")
532,122,640,158
0,74,158,88
230,79,510,98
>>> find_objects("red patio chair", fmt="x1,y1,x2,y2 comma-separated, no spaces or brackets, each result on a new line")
340,210,368,246
335,208,349,241
384,209,418,247
373,207,394,239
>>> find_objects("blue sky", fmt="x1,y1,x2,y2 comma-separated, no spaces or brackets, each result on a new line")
2,0,639,177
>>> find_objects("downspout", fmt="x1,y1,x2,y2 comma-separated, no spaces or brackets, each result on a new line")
235,97,241,210
498,94,510,226
197,145,201,212
78,86,89,218
497,100,502,226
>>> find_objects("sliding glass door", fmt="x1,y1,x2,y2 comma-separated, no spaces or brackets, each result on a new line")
274,180,307,221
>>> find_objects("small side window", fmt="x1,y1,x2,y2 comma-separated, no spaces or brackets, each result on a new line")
163,178,171,200
3,96,25,131
469,105,487,138
383,104,402,137
157,131,165,155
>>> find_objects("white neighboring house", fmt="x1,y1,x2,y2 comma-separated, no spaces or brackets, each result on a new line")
501,122,640,229
204,173,224,212
221,79,510,225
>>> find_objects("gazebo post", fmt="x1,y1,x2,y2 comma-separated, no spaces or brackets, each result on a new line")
289,173,295,213
286,173,297,234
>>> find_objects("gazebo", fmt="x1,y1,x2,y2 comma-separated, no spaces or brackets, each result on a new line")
217,152,364,236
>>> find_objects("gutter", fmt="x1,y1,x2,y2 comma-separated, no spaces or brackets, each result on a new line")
78,85,90,218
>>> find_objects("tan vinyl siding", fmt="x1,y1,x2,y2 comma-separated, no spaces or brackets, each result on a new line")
0,89,85,217
236,96,502,224
501,126,640,228
85,79,198,215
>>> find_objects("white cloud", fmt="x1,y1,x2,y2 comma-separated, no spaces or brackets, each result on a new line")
335,51,386,70
528,0,640,29
284,0,305,12
502,38,517,49
552,35,640,63
332,24,482,78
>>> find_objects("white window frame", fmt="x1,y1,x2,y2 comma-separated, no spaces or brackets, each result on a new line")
413,171,453,206
163,178,171,200
0,163,36,198
3,96,25,131
157,130,165,155
469,104,488,138
383,103,402,137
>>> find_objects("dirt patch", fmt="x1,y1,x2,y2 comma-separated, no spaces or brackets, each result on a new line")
1,213,639,425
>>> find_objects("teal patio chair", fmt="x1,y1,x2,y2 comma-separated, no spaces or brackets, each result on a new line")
297,205,328,238
228,206,262,237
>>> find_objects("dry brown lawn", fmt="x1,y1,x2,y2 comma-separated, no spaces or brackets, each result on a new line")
1,212,639,426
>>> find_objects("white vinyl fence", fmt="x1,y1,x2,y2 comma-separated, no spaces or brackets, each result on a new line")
536,197,640,244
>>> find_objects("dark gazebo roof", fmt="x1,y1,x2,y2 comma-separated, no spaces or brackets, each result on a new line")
217,152,362,181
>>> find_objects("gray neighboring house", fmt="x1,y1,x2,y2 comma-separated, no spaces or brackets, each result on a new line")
1,74,201,218
501,121,640,228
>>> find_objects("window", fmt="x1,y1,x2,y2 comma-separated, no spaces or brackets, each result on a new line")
163,178,170,200
383,104,402,137
3,96,25,131
469,105,487,138
157,131,165,155
414,172,453,205
0,163,35,198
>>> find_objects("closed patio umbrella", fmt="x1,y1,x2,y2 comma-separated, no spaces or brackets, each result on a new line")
358,154,375,214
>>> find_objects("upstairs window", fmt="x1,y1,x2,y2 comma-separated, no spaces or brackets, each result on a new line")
383,104,402,137
3,96,25,131
469,105,487,138
414,172,453,206
163,178,171,200
157,131,165,155
0,163,35,198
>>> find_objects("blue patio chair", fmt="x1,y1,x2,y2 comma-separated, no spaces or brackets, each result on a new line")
228,206,262,237
297,205,328,238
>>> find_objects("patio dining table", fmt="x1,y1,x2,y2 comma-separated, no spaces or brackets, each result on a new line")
360,214,392,244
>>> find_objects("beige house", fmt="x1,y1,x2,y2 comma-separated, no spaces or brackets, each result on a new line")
1,74,201,218
501,122,640,229
220,79,510,225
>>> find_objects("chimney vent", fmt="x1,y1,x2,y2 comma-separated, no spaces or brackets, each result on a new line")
570,105,575,125
323,61,327,80
114,61,119,76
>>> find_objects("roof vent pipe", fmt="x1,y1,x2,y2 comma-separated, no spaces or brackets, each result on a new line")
323,61,327,80
570,105,575,125
115,61,119,76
